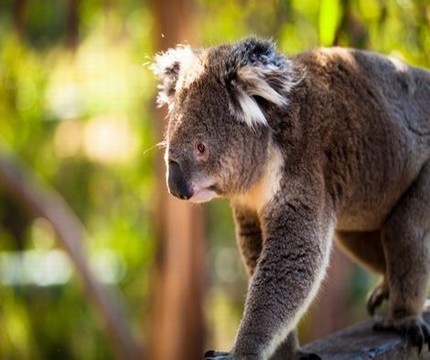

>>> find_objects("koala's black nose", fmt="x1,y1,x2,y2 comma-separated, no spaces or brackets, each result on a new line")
167,160,193,200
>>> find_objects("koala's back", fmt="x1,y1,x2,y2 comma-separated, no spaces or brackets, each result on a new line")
291,48,430,231
352,49,430,136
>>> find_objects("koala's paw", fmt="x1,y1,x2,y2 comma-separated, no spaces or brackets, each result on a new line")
366,280,389,316
297,350,321,360
373,315,430,353
204,350,232,359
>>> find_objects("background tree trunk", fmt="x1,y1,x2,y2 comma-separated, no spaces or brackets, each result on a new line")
66,0,80,50
12,0,26,38
148,1,206,359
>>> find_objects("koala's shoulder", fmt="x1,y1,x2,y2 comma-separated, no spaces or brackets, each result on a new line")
291,48,362,78
292,47,416,82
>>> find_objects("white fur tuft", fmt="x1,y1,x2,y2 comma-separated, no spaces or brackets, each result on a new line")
236,88,269,128
151,45,196,78
151,45,201,107
232,62,297,128
238,66,289,107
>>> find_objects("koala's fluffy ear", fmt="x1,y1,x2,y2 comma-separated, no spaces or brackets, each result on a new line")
151,45,197,107
227,38,297,128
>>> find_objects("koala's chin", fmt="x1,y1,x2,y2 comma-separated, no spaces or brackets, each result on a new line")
168,184,218,203
189,187,219,203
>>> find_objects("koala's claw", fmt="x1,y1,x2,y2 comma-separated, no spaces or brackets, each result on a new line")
297,350,321,360
204,350,231,359
204,349,320,360
366,280,389,316
373,315,430,353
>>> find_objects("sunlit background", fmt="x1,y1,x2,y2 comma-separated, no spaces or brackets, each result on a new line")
0,0,429,359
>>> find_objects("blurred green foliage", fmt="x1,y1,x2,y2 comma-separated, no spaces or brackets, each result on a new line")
0,1,156,358
0,0,429,358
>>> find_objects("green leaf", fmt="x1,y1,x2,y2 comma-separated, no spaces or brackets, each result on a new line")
319,0,342,46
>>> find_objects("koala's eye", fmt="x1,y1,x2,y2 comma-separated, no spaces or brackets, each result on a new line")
196,142,206,154
194,141,209,161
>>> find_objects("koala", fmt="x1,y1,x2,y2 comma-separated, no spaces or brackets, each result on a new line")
152,37,430,359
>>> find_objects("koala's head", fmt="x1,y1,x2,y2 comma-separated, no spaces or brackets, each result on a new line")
152,38,296,203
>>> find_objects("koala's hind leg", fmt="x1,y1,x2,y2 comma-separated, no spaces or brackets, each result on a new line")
378,161,430,351
335,231,389,315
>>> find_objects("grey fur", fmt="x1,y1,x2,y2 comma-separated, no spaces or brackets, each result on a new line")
152,38,430,359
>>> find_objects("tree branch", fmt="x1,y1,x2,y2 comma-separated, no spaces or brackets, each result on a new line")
0,148,142,360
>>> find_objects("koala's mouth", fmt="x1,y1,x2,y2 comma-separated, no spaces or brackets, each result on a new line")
190,184,220,203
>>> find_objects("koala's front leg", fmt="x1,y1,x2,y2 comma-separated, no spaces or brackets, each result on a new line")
230,206,314,359
231,199,333,359
233,205,263,277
